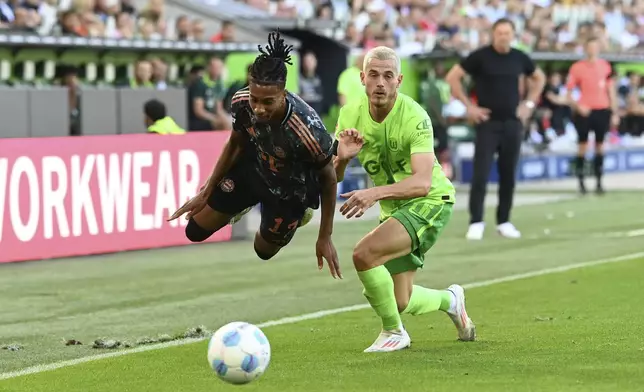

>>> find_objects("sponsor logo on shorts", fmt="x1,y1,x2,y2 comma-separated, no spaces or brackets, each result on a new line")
220,178,235,193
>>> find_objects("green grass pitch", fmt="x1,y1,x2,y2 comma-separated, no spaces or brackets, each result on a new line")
1,192,644,391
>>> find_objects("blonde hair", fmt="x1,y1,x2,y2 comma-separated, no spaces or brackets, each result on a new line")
363,46,401,74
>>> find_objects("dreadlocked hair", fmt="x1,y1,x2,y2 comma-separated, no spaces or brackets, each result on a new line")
250,29,293,86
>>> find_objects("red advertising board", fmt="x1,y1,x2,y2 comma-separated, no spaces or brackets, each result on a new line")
0,132,233,263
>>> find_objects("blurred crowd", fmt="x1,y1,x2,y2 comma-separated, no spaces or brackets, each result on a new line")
3,0,643,55
0,0,237,41
240,0,644,54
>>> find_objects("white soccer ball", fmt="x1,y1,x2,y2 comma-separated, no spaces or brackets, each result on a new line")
207,322,271,385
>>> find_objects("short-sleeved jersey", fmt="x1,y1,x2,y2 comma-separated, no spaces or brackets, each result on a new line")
230,87,334,208
566,59,613,110
336,93,455,221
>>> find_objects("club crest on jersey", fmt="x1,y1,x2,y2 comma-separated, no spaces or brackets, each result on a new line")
220,178,235,193
274,146,286,158
388,138,401,151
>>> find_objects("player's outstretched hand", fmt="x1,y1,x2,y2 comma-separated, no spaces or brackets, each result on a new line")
337,128,364,161
339,188,379,219
167,193,208,221
316,236,342,279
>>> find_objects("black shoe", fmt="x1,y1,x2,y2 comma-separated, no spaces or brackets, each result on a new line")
579,179,587,195
596,183,605,195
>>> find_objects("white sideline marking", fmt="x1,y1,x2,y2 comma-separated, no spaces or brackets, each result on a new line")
1,251,643,381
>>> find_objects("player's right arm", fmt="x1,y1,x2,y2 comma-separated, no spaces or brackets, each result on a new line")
201,131,246,196
167,101,249,221
333,106,363,181
201,95,252,196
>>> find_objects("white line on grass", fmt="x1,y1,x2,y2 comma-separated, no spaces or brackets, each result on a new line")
1,251,643,381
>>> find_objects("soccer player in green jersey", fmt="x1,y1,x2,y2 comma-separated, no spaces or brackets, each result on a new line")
333,46,476,353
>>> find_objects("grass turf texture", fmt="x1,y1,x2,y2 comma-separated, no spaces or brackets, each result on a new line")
1,192,643,391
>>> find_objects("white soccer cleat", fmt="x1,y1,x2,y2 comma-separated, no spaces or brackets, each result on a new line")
466,222,485,240
363,327,411,353
497,222,521,239
229,206,253,225
446,284,476,341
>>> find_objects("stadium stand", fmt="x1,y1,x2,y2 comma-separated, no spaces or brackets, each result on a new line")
223,0,644,54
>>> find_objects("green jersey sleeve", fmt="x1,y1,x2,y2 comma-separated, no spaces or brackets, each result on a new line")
334,105,355,138
404,105,435,155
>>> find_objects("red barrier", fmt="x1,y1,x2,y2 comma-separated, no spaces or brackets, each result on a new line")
0,132,233,263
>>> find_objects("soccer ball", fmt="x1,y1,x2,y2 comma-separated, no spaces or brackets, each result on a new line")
207,322,271,385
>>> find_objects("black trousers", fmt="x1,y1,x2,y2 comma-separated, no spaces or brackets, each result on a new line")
469,119,523,224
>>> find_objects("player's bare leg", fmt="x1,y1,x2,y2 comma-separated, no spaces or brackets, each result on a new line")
392,268,476,343
185,205,235,242
353,219,415,352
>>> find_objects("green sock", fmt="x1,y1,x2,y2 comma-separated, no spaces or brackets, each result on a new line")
402,285,452,315
357,266,401,331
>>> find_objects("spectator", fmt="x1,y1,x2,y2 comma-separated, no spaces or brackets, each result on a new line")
175,14,190,40
187,56,231,131
126,60,154,88
112,12,134,39
337,54,365,107
191,18,205,41
540,72,569,136
58,65,81,136
185,64,204,87
419,62,451,177
210,20,236,43
151,58,168,90
223,64,251,113
144,99,186,135
622,73,644,136
138,0,165,36
138,17,162,39
59,11,83,36
299,51,324,115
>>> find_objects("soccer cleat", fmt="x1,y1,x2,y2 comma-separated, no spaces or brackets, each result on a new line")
299,208,314,227
595,183,605,195
229,206,253,225
466,222,485,240
363,327,411,353
497,222,521,239
446,284,476,341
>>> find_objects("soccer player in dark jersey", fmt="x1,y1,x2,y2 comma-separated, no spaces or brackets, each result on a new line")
168,31,341,278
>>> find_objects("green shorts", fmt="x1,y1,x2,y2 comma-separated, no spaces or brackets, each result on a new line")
383,201,453,275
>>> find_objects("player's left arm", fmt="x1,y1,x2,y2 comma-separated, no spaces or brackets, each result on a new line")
305,121,338,240
306,122,341,278
373,117,435,200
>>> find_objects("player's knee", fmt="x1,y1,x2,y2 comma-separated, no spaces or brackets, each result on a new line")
396,299,409,314
352,243,375,271
185,218,216,243
254,232,283,260
254,244,278,260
